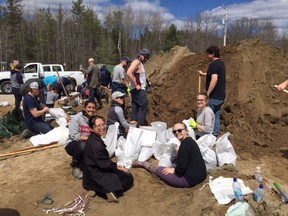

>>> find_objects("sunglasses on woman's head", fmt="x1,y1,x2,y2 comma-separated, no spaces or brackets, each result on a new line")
172,129,185,134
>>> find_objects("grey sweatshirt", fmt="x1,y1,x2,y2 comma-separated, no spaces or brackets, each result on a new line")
196,106,215,137
65,111,91,147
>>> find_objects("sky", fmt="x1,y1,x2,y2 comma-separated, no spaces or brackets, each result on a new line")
1,0,288,32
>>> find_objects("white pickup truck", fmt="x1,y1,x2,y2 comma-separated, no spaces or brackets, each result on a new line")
0,62,85,94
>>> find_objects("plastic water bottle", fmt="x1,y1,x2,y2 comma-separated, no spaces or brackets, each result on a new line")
255,166,263,184
253,184,264,203
232,178,243,202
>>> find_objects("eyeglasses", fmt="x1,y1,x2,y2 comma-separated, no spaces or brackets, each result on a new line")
196,99,206,102
94,124,107,129
172,129,185,134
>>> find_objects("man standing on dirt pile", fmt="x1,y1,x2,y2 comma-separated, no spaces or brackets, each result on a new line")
80,58,103,109
127,49,150,126
199,46,226,137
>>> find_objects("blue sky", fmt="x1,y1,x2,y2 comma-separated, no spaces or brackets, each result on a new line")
1,0,287,32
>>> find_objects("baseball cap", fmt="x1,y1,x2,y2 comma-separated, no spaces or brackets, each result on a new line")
139,49,151,59
121,56,131,63
29,82,39,89
112,91,126,100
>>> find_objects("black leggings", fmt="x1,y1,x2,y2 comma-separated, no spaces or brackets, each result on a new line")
65,140,86,169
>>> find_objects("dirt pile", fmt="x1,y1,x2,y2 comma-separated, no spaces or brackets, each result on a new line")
146,39,288,157
0,40,288,216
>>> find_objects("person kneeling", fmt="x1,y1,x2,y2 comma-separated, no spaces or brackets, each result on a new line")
83,115,134,202
133,122,207,188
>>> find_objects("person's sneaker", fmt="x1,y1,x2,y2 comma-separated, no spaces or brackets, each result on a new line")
106,192,118,203
88,190,96,197
21,129,37,139
72,167,83,179
132,161,144,168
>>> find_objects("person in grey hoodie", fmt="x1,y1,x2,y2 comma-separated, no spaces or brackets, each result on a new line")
65,99,96,179
10,64,24,112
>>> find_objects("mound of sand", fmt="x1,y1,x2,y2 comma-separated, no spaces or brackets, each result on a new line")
0,39,287,216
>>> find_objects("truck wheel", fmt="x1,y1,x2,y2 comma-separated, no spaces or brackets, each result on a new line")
66,81,76,93
0,81,12,94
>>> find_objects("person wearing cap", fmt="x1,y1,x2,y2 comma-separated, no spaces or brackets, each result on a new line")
23,82,53,134
127,49,150,126
20,78,47,104
80,58,103,109
111,56,131,94
107,91,137,138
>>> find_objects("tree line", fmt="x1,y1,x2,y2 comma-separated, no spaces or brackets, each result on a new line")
0,0,287,71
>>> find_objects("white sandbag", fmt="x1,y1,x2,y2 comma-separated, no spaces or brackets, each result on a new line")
152,140,165,160
29,126,69,146
182,118,196,140
116,127,143,169
138,146,153,162
115,136,126,162
105,122,119,158
198,145,217,171
151,121,167,144
196,134,216,148
48,108,68,127
140,128,157,147
158,140,179,167
216,132,237,166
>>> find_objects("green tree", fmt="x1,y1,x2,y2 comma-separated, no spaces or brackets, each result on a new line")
163,24,179,51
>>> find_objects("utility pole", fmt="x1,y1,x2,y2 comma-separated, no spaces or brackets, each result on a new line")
223,7,228,47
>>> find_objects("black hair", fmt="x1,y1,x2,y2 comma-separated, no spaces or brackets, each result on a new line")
89,115,106,128
206,46,220,58
84,99,96,108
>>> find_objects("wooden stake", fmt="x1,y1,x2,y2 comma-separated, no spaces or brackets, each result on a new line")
198,75,201,93
0,143,61,158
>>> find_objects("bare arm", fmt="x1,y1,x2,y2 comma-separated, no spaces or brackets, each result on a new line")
207,74,218,96
198,70,207,76
127,60,141,87
30,107,49,118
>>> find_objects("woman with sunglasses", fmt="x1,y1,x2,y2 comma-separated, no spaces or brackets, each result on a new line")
83,115,134,202
64,99,97,179
133,122,207,188
190,93,215,139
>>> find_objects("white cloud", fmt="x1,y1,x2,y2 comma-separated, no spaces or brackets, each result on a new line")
208,0,288,29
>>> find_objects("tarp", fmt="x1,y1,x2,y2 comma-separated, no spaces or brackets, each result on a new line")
0,108,26,139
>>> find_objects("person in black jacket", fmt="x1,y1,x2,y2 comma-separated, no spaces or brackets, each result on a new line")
10,64,24,112
83,115,134,202
133,122,207,187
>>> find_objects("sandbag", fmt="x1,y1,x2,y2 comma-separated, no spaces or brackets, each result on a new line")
105,122,119,158
215,132,237,166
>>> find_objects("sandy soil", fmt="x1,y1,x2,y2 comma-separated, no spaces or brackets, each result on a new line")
0,39,288,216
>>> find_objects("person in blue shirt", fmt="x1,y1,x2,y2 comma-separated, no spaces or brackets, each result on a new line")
23,82,53,134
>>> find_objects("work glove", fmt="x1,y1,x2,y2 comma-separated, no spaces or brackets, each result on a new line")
189,119,198,129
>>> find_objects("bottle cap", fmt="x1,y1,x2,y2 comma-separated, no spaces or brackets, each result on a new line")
233,178,237,182
256,166,261,170
259,184,264,189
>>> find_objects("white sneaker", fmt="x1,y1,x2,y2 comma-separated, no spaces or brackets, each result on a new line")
106,192,118,203
72,167,83,179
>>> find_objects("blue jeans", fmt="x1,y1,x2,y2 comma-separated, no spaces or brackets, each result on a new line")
209,98,225,136
29,121,54,134
130,89,148,126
